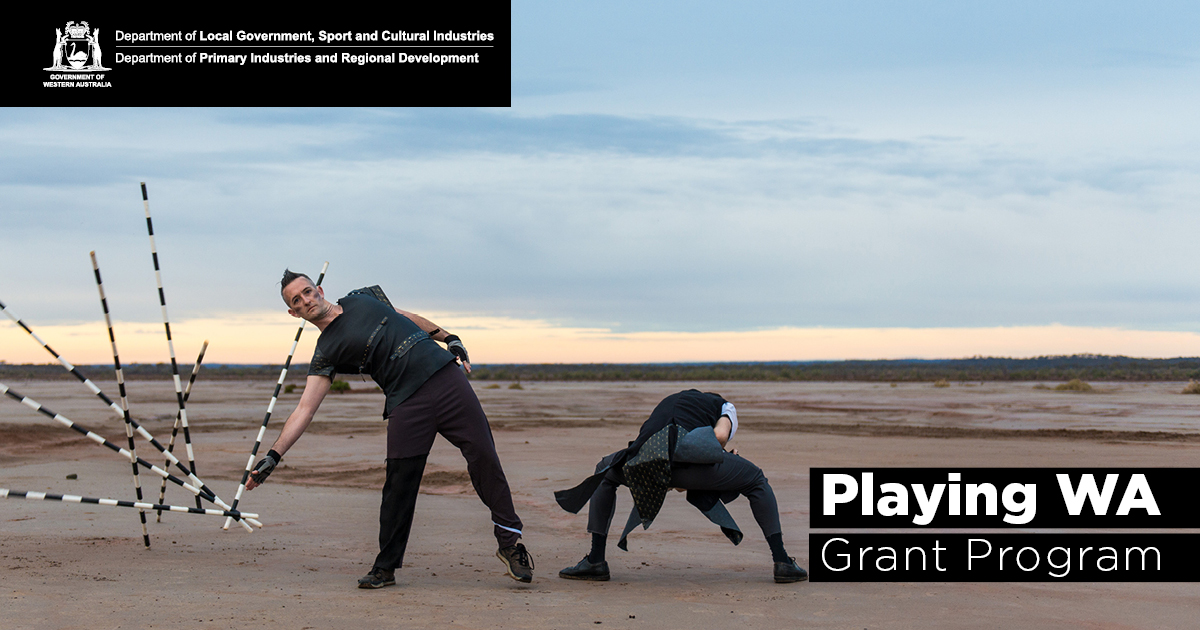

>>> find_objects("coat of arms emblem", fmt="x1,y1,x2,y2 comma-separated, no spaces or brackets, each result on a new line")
46,21,110,71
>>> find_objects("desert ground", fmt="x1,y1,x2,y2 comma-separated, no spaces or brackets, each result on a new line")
2,377,1198,629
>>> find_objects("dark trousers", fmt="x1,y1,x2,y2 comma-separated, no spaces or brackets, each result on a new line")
586,451,782,539
374,363,523,570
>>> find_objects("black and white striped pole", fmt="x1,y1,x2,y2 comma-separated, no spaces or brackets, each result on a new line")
224,261,328,530
89,251,151,548
1,488,259,521
0,382,255,529
0,298,128,421
157,340,208,521
140,182,201,509
0,298,242,517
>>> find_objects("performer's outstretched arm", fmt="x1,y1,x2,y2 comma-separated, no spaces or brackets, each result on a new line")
271,374,332,455
395,308,472,373
246,374,331,489
395,308,449,341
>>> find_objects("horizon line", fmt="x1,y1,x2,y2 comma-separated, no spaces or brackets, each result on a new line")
7,354,1200,368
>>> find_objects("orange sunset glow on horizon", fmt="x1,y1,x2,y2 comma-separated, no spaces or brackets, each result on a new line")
4,311,1200,366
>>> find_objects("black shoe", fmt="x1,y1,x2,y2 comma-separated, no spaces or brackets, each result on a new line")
497,543,535,583
357,567,396,589
558,556,610,581
774,558,808,583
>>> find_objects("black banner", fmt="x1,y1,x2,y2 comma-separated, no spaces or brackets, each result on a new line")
9,6,511,106
809,534,1200,582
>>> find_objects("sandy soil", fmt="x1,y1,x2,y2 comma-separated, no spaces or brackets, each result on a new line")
2,378,1198,629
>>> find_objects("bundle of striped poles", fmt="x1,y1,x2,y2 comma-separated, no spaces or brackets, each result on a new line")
0,298,256,533
0,181,273,542
0,383,248,522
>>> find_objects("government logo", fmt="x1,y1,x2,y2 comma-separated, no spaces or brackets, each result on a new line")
46,21,111,72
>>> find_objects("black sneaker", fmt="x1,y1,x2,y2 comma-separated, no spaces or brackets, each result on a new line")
774,558,808,583
357,567,396,589
496,543,535,583
558,556,611,581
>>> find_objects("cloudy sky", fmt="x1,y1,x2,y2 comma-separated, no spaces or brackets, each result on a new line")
3,2,1200,364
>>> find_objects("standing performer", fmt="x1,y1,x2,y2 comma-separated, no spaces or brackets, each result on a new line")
246,270,533,588
554,389,807,583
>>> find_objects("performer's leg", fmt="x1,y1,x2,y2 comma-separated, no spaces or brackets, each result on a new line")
559,468,621,580
585,469,623,562
385,382,440,461
430,366,524,548
374,380,442,572
671,455,805,580
670,454,783,540
374,454,428,570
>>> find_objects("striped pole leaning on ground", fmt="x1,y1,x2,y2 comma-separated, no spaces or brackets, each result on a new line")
140,182,201,509
0,298,184,474
0,382,259,530
224,261,329,530
156,341,208,521
89,251,151,548
1,488,258,520
0,298,253,526
1,298,130,422
0,298,198,487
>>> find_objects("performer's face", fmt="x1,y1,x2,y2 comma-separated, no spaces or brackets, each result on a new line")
284,277,329,322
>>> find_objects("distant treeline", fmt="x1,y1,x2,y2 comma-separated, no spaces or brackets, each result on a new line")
468,356,1200,382
6,355,1200,382
0,363,299,381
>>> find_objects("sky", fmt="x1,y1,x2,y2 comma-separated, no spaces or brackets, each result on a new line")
3,2,1200,364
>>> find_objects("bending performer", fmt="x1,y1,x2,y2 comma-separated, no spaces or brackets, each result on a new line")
246,270,533,588
554,389,806,583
